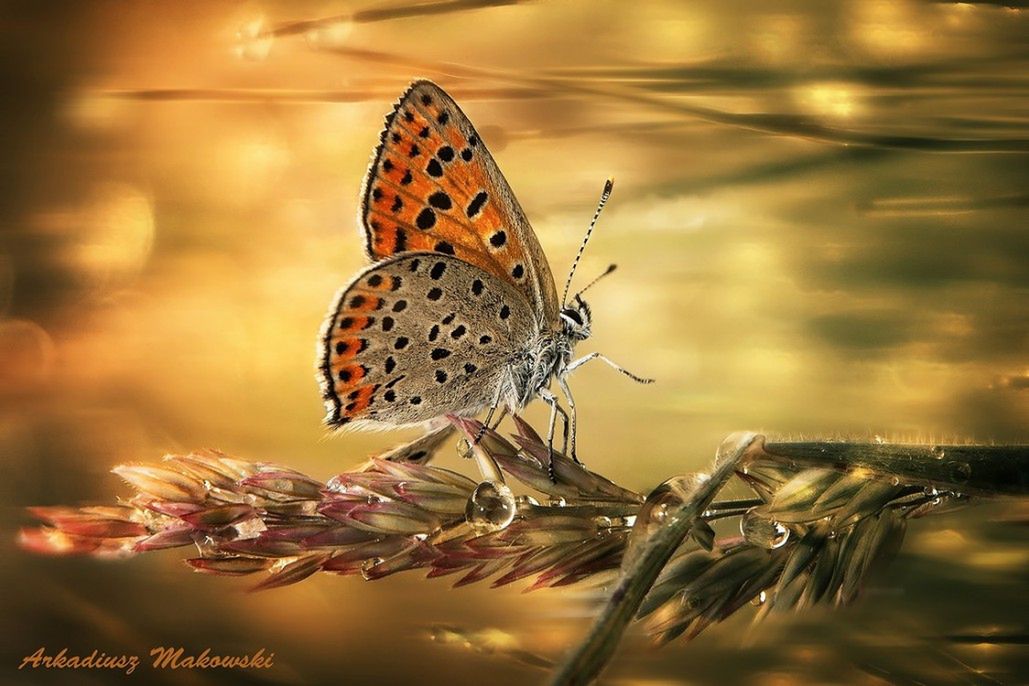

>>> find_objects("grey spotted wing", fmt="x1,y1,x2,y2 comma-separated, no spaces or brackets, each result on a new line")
359,80,560,324
319,252,536,429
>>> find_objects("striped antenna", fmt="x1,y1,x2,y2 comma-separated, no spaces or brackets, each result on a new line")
561,178,613,305
574,264,617,299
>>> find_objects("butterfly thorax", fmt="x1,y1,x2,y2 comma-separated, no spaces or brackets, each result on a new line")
507,330,577,409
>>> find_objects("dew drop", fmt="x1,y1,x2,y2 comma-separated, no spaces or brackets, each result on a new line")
595,516,613,529
651,503,669,523
465,481,516,534
750,590,768,606
549,496,567,507
515,494,539,515
931,445,946,459
874,435,885,445
325,476,349,494
366,494,382,505
360,557,384,580
740,510,790,549
456,438,472,459
949,461,971,483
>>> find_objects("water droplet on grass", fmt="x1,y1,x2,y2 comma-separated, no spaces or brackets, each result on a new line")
360,557,383,580
740,510,790,549
465,481,516,534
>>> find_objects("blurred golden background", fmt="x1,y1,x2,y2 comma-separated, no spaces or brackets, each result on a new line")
2,1,1026,684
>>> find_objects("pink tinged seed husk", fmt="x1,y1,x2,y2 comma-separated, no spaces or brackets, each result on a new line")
112,464,207,502
134,525,197,552
250,553,332,591
187,556,272,576
179,504,257,529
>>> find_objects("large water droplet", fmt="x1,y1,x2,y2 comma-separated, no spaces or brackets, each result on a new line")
465,481,516,534
740,510,790,549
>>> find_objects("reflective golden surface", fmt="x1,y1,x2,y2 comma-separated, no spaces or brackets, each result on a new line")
2,2,1026,684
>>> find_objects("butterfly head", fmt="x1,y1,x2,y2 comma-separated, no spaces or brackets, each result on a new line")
560,295,592,341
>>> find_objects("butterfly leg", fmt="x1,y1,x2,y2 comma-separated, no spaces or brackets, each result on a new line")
488,405,509,431
565,352,655,384
538,388,569,483
473,386,506,449
556,375,582,466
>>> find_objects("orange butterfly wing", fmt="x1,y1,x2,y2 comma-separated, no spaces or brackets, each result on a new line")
359,80,559,322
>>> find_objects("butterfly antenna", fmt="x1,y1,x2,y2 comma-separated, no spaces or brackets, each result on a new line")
562,178,613,305
574,264,617,299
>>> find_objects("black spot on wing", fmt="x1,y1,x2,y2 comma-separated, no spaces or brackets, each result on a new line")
416,208,436,230
467,192,488,218
428,192,452,211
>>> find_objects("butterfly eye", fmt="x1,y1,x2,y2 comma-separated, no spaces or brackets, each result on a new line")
560,309,583,327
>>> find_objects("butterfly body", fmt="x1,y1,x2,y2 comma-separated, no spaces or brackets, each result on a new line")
319,80,649,458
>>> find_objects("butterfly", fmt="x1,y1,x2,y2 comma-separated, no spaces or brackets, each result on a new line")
318,80,652,466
